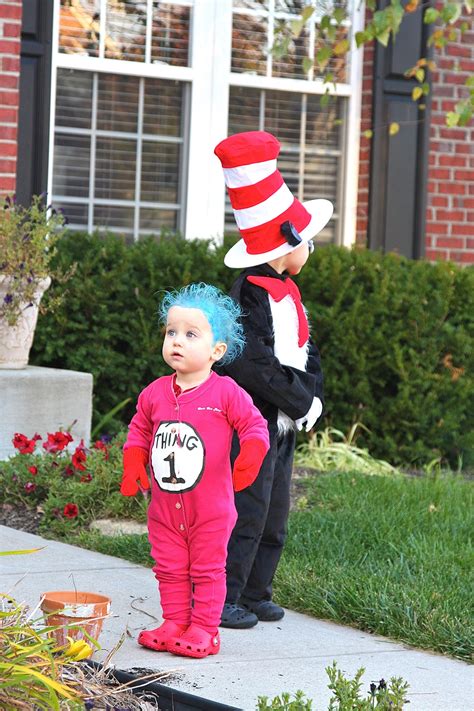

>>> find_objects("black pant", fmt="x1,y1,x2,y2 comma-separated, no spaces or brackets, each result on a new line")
225,428,296,603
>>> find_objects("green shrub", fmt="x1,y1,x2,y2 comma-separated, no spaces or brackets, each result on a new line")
31,233,474,467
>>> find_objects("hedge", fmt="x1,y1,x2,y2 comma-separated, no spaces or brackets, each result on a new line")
31,231,474,468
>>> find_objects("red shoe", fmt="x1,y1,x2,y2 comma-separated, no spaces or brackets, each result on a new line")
138,620,187,651
167,623,220,659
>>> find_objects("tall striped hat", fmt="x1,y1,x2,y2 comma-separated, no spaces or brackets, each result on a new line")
214,130,333,268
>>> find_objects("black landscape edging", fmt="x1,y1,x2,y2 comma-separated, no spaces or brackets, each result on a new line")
83,660,243,711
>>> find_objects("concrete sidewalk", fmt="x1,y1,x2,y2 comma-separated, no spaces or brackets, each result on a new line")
1,525,472,710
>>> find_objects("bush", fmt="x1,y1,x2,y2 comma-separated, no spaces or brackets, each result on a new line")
32,233,474,467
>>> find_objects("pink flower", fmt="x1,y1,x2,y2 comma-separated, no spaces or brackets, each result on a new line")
12,432,41,454
28,466,38,476
63,503,79,519
24,482,37,494
43,431,73,453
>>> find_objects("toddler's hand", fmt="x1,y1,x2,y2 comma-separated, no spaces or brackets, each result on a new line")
295,397,323,433
232,439,268,492
121,447,150,496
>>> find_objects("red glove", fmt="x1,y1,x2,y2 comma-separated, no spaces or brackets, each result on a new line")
232,440,268,492
121,447,150,496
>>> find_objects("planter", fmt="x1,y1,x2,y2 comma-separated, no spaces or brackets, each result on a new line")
84,660,243,711
0,275,51,369
40,590,111,650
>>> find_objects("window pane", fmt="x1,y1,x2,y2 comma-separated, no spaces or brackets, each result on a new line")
228,87,261,134
143,79,184,137
95,138,137,200
272,17,310,80
265,90,302,145
53,134,91,198
232,13,268,75
52,202,89,231
59,0,100,57
306,93,342,149
140,208,179,233
105,0,147,62
97,74,139,133
94,204,135,232
151,2,191,67
55,69,92,129
141,142,180,203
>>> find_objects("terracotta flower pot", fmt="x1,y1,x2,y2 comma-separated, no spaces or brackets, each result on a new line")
40,590,111,649
0,275,51,369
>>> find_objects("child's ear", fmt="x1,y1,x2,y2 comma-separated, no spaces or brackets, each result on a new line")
212,342,227,362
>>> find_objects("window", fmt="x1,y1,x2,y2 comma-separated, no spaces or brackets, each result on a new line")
52,0,192,239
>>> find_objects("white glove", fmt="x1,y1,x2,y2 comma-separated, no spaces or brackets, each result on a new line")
295,397,323,432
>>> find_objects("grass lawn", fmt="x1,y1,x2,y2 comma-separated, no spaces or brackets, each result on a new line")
65,470,473,662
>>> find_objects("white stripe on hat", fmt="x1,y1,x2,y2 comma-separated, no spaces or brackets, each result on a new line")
233,183,294,230
223,159,277,189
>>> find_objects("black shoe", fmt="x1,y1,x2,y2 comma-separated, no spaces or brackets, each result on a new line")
240,598,285,622
220,603,258,629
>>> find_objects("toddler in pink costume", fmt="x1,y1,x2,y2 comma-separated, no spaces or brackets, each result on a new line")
120,283,269,659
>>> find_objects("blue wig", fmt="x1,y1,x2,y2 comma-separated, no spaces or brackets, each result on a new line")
159,283,245,365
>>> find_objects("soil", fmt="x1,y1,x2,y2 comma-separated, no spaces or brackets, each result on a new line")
0,467,316,536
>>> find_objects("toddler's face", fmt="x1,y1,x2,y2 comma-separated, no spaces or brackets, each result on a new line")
163,306,226,378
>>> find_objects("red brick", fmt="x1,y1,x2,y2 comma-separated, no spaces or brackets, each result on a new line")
440,182,466,195
456,144,474,155
430,169,451,180
0,90,18,106
3,22,21,39
439,128,466,140
0,73,18,89
435,237,465,249
451,224,473,236
0,4,22,20
0,126,16,140
426,221,449,234
425,249,449,261
464,199,474,209
439,155,466,169
466,238,474,249
0,159,16,172
1,56,20,72
0,141,17,156
431,196,449,207
454,170,474,181
0,175,15,191
459,251,474,263
436,209,465,221
448,45,472,58
0,107,16,122
0,40,20,53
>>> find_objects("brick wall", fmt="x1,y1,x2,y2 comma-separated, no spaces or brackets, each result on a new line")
0,0,22,196
355,24,374,245
425,11,474,264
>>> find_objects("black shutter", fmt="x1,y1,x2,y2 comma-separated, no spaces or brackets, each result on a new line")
368,2,433,259
17,0,53,206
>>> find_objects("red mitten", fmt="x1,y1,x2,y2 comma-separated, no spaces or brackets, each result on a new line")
121,447,150,496
232,440,268,492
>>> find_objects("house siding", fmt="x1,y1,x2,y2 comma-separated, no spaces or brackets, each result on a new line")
0,0,22,195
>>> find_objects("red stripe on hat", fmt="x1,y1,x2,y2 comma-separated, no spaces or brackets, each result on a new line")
214,131,280,168
239,199,312,255
227,171,284,210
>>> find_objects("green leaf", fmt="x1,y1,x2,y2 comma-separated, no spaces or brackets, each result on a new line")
333,7,346,24
415,68,425,82
301,5,315,23
446,111,460,127
377,29,391,46
320,15,331,33
412,86,423,100
424,7,440,23
334,39,350,55
316,46,332,69
320,92,330,108
465,76,474,88
302,56,314,74
441,2,462,23
355,30,369,47
291,18,305,36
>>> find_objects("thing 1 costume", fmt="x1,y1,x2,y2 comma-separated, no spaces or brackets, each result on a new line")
124,371,269,631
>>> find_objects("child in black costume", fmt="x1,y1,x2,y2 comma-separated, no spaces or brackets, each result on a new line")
214,130,333,628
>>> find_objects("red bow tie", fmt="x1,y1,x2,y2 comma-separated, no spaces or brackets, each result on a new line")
247,275,309,347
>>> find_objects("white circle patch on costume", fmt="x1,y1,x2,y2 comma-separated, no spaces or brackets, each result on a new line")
151,421,205,493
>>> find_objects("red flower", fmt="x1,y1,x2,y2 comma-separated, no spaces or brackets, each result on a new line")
71,440,87,471
63,466,75,478
63,503,79,519
43,431,73,453
92,440,109,459
24,482,37,494
28,466,38,476
80,473,92,483
12,432,41,454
